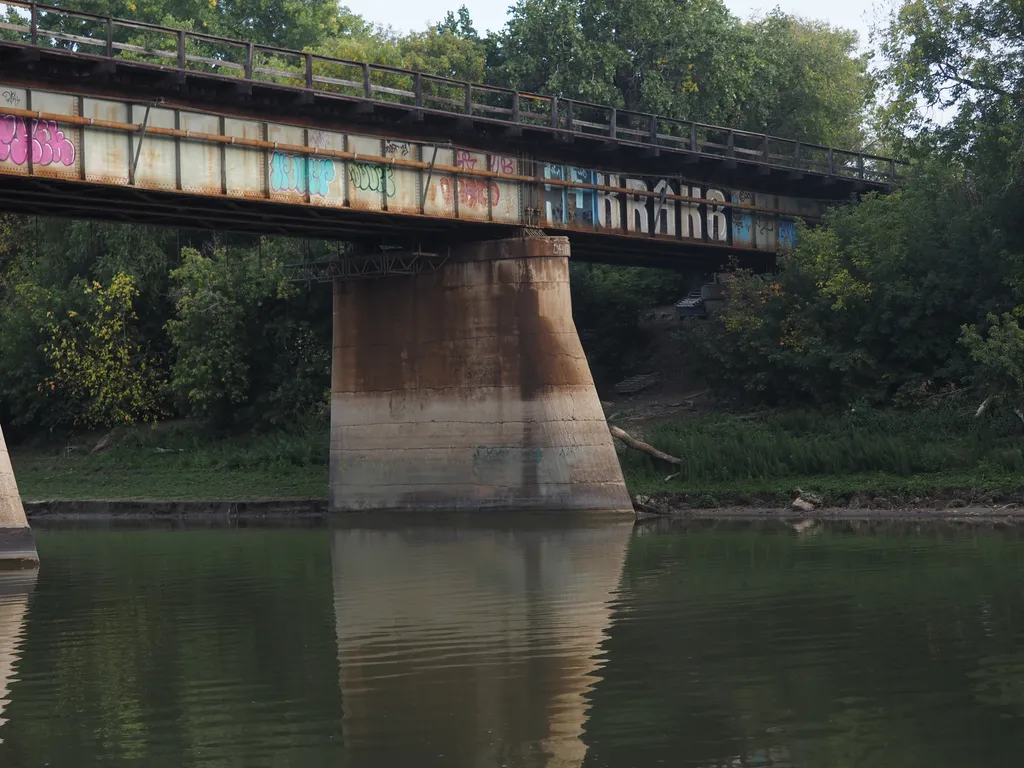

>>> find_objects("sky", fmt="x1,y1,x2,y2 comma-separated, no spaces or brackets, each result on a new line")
341,0,896,51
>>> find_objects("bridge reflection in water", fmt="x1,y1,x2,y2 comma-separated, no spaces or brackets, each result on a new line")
331,522,632,766
0,526,1020,765
0,570,34,742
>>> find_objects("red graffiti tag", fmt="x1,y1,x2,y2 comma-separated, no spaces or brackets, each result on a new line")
439,177,500,209
455,150,477,170
488,156,515,175
0,116,76,167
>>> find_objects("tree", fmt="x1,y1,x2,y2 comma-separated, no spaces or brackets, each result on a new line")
436,6,478,40
40,273,165,427
677,157,1019,406
744,14,871,147
32,0,342,49
671,0,1024,409
400,24,486,82
961,309,1024,421
876,0,1024,148
488,0,871,146
165,244,329,430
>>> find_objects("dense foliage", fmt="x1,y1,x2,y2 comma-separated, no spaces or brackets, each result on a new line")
491,0,871,146
680,0,1024,421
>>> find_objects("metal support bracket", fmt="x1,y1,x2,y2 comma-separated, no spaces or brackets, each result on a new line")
420,142,446,210
284,246,450,282
130,99,164,183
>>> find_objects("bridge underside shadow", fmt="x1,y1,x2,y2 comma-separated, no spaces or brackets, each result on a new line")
330,235,632,514
0,174,760,272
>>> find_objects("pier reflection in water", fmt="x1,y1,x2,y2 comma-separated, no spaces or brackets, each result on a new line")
332,523,632,767
0,522,1020,766
0,570,34,742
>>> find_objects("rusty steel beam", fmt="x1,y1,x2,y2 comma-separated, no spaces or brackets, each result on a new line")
0,103,838,219
283,249,449,282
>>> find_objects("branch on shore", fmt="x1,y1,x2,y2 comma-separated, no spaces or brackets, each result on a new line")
610,426,681,465
976,395,994,418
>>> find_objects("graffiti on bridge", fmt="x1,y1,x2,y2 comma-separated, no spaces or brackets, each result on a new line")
270,151,337,197
0,81,822,250
0,116,76,167
438,177,500,209
441,152,517,211
349,162,396,198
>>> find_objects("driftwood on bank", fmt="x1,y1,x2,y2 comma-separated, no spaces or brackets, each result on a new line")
974,395,1024,426
976,395,994,418
609,426,681,465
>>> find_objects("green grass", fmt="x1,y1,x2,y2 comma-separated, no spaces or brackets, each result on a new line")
11,423,329,501
617,405,1024,506
9,406,1024,505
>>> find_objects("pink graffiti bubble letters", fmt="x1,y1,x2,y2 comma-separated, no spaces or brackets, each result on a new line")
0,116,76,167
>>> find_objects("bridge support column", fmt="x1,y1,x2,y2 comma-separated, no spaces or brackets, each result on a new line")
330,235,632,513
0,425,38,566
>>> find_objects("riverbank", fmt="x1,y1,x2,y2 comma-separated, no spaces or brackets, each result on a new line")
10,423,328,502
8,406,1023,512
615,404,1024,508
20,499,1024,524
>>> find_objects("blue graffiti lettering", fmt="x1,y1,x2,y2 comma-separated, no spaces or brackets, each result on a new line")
270,152,337,197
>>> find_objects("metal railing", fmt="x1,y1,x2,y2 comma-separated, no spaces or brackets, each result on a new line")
0,1,905,184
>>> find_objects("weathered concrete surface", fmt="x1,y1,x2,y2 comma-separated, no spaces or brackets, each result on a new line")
0,425,37,566
330,236,632,513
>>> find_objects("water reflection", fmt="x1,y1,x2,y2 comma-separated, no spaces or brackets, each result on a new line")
0,569,34,741
331,522,633,767
0,530,345,767
0,522,1021,767
582,522,1024,768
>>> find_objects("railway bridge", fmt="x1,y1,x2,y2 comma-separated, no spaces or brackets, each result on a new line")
0,2,899,547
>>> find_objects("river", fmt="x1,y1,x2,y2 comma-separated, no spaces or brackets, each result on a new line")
0,519,1021,766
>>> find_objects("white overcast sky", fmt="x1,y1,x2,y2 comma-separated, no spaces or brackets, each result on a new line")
342,0,897,51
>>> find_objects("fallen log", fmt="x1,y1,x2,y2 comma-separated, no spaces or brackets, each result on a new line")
610,426,681,465
976,395,994,418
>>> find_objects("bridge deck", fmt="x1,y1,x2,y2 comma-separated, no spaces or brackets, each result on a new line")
0,1,902,269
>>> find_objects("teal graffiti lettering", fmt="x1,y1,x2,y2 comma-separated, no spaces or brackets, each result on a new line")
270,152,336,197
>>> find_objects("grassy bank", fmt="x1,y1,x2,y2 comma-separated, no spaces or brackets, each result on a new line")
8,406,1024,505
11,424,328,502
618,406,1024,507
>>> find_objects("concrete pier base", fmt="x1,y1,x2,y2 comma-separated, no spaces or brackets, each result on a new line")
330,236,632,513
0,425,37,567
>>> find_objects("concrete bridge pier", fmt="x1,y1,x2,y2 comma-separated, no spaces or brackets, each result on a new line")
0,425,38,566
330,235,632,513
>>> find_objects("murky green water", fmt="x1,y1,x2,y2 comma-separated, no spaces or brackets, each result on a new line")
0,520,1022,766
